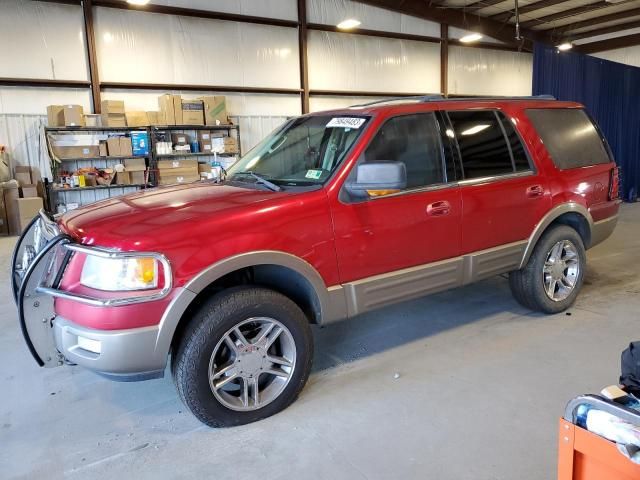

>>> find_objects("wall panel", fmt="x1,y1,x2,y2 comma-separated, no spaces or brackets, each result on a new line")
95,8,300,88
0,0,88,81
308,31,440,93
149,0,297,20
593,46,640,68
308,0,440,37
0,87,91,115
448,46,532,96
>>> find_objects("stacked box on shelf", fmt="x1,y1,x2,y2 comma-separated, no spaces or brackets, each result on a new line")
101,100,126,127
157,159,199,185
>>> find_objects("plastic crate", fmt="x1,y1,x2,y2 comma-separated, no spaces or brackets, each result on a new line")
559,394,640,480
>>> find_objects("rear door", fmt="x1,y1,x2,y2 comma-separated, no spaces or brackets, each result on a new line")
445,109,551,260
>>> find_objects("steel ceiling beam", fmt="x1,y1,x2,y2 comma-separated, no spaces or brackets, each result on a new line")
548,6,640,36
520,1,618,29
490,0,573,23
563,19,640,42
354,0,551,49
577,31,640,52
463,0,507,13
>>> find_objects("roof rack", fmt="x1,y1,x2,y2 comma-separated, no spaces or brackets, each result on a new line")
350,94,556,108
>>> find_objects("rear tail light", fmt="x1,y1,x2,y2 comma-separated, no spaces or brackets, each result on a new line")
609,165,621,200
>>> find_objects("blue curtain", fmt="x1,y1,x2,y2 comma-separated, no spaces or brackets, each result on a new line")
533,43,640,202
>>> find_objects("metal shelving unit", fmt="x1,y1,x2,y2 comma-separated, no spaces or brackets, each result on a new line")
43,122,241,213
44,126,153,213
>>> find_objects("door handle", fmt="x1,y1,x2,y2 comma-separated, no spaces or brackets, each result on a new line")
426,201,451,217
526,185,544,198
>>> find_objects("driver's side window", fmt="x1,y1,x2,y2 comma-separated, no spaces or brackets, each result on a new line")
364,113,445,189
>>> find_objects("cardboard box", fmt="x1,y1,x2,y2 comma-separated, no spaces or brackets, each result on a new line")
200,140,213,153
125,111,149,127
63,105,85,127
212,136,239,154
3,184,19,236
116,171,132,185
99,141,108,157
84,114,101,127
107,137,121,157
130,131,149,156
101,113,127,127
46,105,64,127
51,144,100,159
199,96,228,125
101,100,125,114
158,172,200,185
158,159,198,170
173,95,183,125
198,163,212,174
17,197,43,221
158,94,176,125
181,100,204,125
19,184,38,198
15,166,32,186
124,157,146,171
107,137,133,157
197,130,212,142
146,111,165,126
171,133,190,146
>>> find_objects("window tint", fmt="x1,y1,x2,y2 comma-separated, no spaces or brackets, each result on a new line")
498,113,530,172
526,108,611,169
447,110,514,179
364,113,444,189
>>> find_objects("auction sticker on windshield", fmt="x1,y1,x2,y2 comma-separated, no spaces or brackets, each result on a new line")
326,117,366,129
305,169,323,180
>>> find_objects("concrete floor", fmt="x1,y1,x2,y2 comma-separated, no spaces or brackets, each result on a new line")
1,204,639,479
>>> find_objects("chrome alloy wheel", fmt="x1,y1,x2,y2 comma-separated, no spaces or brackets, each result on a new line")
543,240,581,302
209,317,296,412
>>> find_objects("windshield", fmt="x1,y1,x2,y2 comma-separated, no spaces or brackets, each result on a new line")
227,115,369,187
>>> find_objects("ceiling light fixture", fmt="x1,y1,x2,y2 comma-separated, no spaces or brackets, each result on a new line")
337,19,361,30
127,0,150,5
557,42,573,51
459,33,483,43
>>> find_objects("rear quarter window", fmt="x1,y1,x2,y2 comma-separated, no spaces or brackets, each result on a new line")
526,108,612,169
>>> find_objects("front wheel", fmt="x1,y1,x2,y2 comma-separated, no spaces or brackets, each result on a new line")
172,287,313,427
509,225,586,314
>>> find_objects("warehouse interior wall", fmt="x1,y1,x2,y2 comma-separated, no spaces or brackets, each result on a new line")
0,0,534,173
593,45,640,69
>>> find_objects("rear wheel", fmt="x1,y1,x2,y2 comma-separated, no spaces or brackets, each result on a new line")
509,225,586,313
172,286,313,427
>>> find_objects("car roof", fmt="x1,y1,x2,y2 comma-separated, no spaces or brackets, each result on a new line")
308,96,584,117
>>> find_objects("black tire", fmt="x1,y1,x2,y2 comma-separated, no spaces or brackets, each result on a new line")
172,286,313,427
509,225,586,314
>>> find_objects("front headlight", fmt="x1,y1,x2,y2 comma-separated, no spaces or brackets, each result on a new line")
80,255,159,291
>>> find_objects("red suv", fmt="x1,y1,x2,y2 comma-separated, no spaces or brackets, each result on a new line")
13,96,620,427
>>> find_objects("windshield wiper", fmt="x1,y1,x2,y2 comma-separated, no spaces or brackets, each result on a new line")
232,171,282,192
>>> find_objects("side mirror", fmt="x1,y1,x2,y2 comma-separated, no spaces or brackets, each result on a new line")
345,162,407,199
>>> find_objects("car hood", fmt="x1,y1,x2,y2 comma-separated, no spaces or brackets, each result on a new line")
58,182,290,250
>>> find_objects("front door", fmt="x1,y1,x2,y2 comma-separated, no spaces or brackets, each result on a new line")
330,112,462,314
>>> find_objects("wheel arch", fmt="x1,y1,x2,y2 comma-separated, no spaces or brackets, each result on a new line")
520,202,593,269
154,251,347,363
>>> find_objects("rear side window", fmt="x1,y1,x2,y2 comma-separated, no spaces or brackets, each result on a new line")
447,110,530,179
526,108,611,169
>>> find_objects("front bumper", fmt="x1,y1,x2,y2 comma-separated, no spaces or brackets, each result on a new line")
13,210,171,379
54,317,165,380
